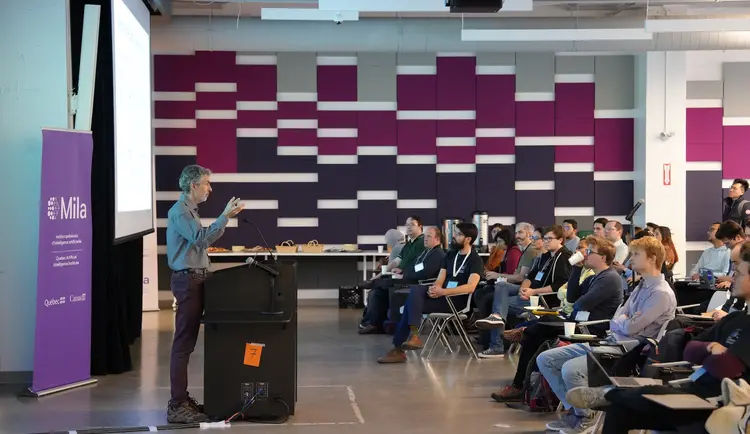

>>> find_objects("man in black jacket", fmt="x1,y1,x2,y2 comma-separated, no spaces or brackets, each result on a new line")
723,178,750,229
359,226,445,334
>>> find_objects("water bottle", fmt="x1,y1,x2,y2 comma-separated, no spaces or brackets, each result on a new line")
706,270,714,285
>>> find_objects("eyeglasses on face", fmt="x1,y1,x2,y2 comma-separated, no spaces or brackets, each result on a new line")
542,236,557,242
530,235,541,241
585,248,603,256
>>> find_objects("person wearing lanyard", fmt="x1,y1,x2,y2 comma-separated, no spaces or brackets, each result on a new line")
377,222,484,364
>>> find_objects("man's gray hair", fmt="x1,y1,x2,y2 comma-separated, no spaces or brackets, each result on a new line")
178,165,211,193
516,222,535,234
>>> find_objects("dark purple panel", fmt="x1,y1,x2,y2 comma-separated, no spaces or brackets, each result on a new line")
476,164,515,216
515,146,554,181
397,75,437,110
555,172,594,207
197,184,280,217
155,101,195,119
437,120,475,138
516,190,555,229
686,171,723,242
397,120,437,155
235,210,279,247
236,65,276,101
555,118,594,137
475,75,515,128
357,156,398,190
555,146,594,163
358,201,398,235
196,92,236,110
277,129,317,147
156,201,172,219
317,65,357,102
157,228,167,245
437,173,476,221
153,54,195,92
319,165,358,199
555,83,594,118
318,111,358,129
196,119,237,173
194,51,236,83
358,111,397,146
397,164,437,200
237,138,316,173
723,126,750,179
155,128,195,147
397,209,439,228
594,181,634,215
516,102,554,137
155,155,196,191
437,147,476,164
476,137,514,155
594,118,634,172
237,110,277,128
317,138,358,155
278,102,317,120
318,210,358,244
437,57,476,110
277,183,318,218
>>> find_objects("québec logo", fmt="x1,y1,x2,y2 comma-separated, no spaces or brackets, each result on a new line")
47,196,88,220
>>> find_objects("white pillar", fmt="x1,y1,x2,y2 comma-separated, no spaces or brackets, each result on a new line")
634,52,688,277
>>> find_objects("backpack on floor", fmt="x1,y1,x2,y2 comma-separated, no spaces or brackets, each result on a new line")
520,339,570,413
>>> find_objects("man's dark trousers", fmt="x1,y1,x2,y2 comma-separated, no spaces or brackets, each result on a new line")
363,278,392,329
170,270,206,403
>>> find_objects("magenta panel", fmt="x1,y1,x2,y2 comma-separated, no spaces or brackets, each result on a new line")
688,142,723,163
397,75,437,110
437,57,476,110
317,66,357,102
686,108,723,162
358,111,397,146
154,101,195,120
555,83,595,119
195,92,237,110
318,111,358,128
397,120,437,155
594,118,634,171
153,55,195,92
437,147,477,164
555,146,594,163
555,117,594,136
475,137,514,155
155,128,195,147
516,102,554,136
437,120,475,138
278,102,317,120
236,65,276,101
236,110,277,128
723,126,750,179
278,129,317,147
196,119,237,173
194,51,237,83
317,138,358,155
475,75,515,128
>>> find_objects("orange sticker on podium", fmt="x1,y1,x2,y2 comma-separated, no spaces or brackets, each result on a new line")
243,342,265,367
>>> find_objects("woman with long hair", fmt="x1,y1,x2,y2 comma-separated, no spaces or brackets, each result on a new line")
655,226,679,271
485,228,521,279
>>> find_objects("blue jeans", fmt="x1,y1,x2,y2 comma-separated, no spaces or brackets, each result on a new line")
488,281,527,352
536,343,623,418
392,285,456,348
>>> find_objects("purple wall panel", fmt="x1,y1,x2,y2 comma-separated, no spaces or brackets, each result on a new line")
358,111,397,146
397,120,437,155
594,118,634,171
155,101,195,120
515,146,554,181
156,201,172,219
686,108,723,161
278,102,317,119
555,83,594,118
153,55,195,92
555,118,594,137
237,110,277,128
196,119,237,173
437,120,475,138
317,138,358,155
155,128,195,147
397,165,437,200
237,212,280,246
318,210,359,244
317,66,357,101
277,183,318,218
476,137,514,155
318,111,358,129
397,75,437,110
437,173,477,220
358,201,398,235
555,172,594,207
688,143,723,163
437,57,476,110
516,102,554,136
155,155,195,191
686,170,723,242
475,75,515,128
277,129,317,147
196,92,237,110
157,228,166,245
194,51,237,83
318,165,358,199
357,156,398,191
555,146,594,163
515,191,555,229
236,138,318,173
723,126,750,179
594,181,634,215
236,65,276,101
476,164,515,216
437,147,476,164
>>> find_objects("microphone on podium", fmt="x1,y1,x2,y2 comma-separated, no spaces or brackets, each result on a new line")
246,256,280,277
241,218,279,264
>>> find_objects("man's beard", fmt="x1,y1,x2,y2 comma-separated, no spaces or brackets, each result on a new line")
450,242,464,250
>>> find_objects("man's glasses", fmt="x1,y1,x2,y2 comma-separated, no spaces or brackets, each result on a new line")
542,236,556,242
530,235,541,241
586,248,602,256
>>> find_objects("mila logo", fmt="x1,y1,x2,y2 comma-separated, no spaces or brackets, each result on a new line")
47,196,88,220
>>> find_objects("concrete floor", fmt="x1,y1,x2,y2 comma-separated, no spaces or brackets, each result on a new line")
0,303,558,434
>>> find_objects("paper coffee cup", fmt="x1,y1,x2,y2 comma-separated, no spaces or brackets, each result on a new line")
378,245,384,254
569,251,585,266
564,322,576,336
529,295,540,307
381,265,388,274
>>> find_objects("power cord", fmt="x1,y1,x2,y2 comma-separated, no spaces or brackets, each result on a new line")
225,391,260,423
240,398,291,425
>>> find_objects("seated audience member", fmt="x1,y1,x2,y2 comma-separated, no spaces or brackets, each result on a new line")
490,237,622,395
382,216,426,277
384,228,406,264
614,230,670,295
565,240,750,434
655,225,679,271
624,226,642,245
706,243,747,322
745,224,750,240
593,217,608,238
475,225,572,356
359,226,445,334
563,219,580,252
646,222,659,234
376,223,484,364
690,222,731,280
537,236,676,432
713,220,746,290
489,223,504,242
558,239,597,316
485,228,522,280
604,220,629,264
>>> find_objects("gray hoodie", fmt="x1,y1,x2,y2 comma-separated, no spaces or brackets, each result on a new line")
385,229,406,261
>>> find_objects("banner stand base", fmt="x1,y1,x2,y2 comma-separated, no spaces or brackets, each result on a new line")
22,378,98,398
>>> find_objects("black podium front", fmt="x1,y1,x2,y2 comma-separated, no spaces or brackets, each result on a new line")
203,259,298,421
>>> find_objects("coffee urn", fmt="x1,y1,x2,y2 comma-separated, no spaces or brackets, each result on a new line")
441,218,463,250
472,211,489,252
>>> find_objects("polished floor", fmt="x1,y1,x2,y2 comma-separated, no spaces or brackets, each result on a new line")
0,303,559,434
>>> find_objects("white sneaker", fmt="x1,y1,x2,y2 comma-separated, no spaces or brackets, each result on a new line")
474,314,505,330
478,348,505,359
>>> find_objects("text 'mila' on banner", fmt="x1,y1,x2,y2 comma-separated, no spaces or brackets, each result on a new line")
30,128,97,396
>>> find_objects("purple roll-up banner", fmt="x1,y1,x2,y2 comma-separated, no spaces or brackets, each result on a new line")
31,128,96,395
